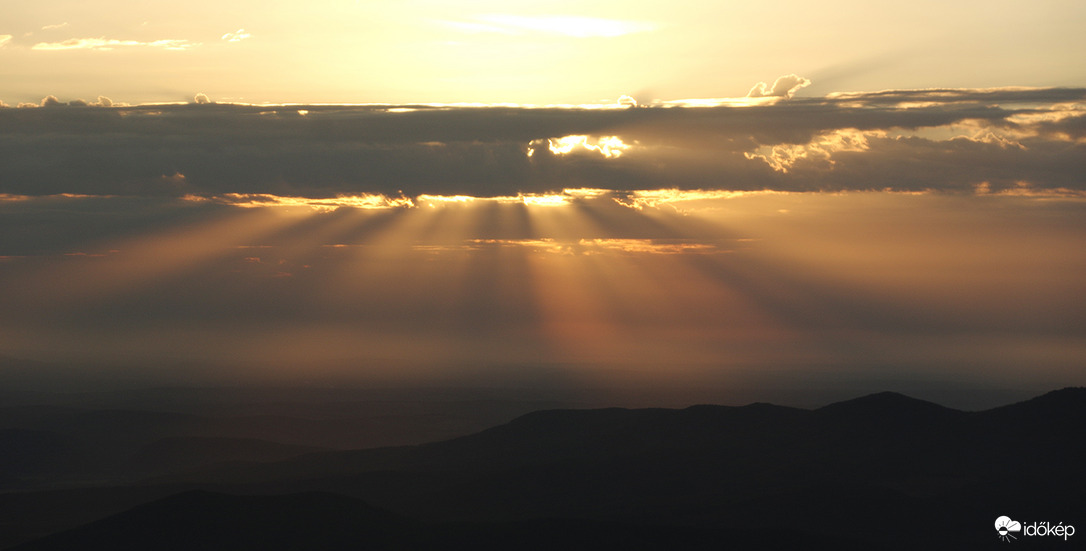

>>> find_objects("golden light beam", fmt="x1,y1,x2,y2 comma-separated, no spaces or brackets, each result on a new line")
7,190,1081,388
8,207,302,307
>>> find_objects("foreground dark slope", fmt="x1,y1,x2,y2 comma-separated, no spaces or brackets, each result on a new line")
6,388,1085,549
10,490,868,551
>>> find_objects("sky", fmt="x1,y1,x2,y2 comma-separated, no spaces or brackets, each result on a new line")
1,2,1084,403
3,0,1086,105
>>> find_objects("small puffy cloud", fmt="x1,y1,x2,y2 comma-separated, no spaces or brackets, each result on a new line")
29,95,118,108
0,35,12,48
193,93,212,104
221,29,251,42
748,74,812,99
617,95,638,108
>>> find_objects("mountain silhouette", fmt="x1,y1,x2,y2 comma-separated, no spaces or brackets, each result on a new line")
816,390,962,418
4,388,1084,550
0,394,556,491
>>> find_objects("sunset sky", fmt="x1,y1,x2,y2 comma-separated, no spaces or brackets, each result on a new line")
1,1,1084,403
3,0,1085,105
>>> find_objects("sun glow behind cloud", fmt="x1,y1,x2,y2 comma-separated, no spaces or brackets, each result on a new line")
196,193,416,211
542,135,631,158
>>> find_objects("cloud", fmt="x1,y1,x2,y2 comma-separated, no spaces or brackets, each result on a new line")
200,192,414,211
536,135,631,158
0,35,12,48
221,29,251,42
41,22,70,31
32,37,199,51
748,74,812,99
0,87,1083,199
16,95,118,108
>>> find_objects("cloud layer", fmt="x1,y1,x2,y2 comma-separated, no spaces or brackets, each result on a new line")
0,86,1083,199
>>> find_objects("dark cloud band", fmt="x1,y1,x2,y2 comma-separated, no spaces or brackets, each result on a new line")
2,87,1084,198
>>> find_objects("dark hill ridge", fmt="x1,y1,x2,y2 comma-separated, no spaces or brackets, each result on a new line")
147,388,1086,489
816,390,962,417
3,388,1084,550
987,386,1086,417
0,392,579,492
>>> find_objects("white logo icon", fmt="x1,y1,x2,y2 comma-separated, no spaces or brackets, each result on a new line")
996,516,1022,542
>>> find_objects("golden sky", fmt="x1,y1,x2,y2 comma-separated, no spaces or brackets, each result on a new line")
1,2,1084,400
2,0,1085,105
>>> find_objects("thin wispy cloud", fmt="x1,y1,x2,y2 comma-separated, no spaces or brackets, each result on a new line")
32,37,199,51
221,29,251,43
0,35,12,48
41,22,70,30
